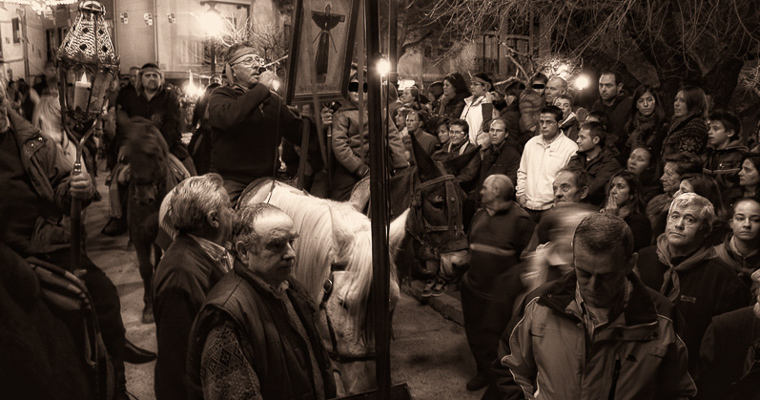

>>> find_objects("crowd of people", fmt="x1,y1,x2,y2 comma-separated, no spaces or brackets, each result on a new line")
2,40,760,400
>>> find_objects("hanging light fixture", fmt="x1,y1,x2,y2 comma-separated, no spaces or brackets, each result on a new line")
56,0,119,269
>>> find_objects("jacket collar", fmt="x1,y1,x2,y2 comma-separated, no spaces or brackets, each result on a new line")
232,258,317,313
537,271,659,328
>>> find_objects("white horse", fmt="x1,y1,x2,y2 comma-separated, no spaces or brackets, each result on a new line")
237,179,408,395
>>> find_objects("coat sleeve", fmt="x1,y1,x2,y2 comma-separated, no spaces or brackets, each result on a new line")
587,157,622,198
208,85,271,132
331,111,365,175
492,300,539,400
154,288,197,400
456,149,482,185
200,320,263,400
161,90,184,154
387,117,411,169
516,147,528,199
657,320,698,399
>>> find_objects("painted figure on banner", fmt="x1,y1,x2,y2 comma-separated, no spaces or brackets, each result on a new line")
312,4,345,83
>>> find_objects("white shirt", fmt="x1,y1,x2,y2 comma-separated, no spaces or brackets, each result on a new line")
516,133,578,211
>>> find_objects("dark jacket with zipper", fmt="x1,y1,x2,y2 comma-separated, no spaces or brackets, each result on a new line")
493,272,696,400
703,141,747,202
186,260,336,400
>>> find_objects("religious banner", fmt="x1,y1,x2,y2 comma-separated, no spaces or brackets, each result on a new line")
286,0,359,104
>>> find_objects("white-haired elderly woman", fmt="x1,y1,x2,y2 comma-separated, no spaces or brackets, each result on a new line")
637,192,750,373
152,173,234,400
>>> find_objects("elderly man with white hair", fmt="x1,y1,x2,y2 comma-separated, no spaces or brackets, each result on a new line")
637,192,750,375
153,173,234,400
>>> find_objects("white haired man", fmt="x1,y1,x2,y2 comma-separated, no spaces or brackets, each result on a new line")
153,173,234,400
637,193,750,374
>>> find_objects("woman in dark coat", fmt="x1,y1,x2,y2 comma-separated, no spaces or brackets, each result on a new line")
624,85,668,159
600,170,652,251
661,85,709,159
434,73,470,121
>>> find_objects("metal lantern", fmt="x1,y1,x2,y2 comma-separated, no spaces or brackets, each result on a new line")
57,0,119,132
56,0,119,271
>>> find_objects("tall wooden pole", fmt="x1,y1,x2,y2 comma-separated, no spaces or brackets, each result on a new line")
365,0,392,397
388,0,398,83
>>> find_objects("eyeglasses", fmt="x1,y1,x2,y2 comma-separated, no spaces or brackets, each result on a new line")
470,81,485,87
232,56,264,68
348,81,368,93
532,84,546,89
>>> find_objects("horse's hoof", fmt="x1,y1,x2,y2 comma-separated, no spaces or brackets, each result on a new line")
142,306,154,324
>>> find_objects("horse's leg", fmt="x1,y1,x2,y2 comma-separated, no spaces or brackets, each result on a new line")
134,238,155,323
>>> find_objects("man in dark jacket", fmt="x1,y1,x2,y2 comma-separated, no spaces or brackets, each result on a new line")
490,213,696,399
186,204,336,400
462,174,534,391
104,63,196,235
117,63,194,174
153,173,233,400
567,121,622,205
591,71,633,154
208,44,303,202
638,193,750,374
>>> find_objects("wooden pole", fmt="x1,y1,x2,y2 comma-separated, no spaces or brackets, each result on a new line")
365,0,392,397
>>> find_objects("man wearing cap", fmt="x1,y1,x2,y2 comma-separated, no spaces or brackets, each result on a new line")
207,43,303,202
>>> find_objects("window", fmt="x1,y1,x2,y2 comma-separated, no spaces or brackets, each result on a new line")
12,18,21,44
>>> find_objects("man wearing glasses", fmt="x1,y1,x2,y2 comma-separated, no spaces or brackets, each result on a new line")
207,43,303,202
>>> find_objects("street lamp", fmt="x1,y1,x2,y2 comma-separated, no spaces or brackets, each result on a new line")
57,0,119,270
200,3,226,73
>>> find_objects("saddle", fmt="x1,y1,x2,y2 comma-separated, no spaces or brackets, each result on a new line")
25,257,115,400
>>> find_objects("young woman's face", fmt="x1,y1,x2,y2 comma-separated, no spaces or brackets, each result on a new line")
437,124,450,143
443,80,456,97
609,177,632,206
627,148,652,175
673,91,688,118
740,159,760,188
636,91,656,117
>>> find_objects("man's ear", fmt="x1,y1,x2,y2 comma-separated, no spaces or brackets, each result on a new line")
580,185,590,200
626,252,638,275
592,136,600,146
727,129,737,140
616,83,624,94
207,210,220,229
235,241,248,261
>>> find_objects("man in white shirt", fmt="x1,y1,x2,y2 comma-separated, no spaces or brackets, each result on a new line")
516,106,578,222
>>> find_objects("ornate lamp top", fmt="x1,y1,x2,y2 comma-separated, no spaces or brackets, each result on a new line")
57,0,118,69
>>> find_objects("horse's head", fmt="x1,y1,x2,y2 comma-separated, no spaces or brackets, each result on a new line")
406,133,473,270
124,117,170,206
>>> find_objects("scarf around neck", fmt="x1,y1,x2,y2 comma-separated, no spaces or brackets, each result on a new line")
655,234,716,302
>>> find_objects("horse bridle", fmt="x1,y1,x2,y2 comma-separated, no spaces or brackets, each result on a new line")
319,263,377,363
407,166,466,252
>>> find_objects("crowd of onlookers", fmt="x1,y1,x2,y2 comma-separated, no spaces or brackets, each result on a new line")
363,70,760,399
4,51,760,399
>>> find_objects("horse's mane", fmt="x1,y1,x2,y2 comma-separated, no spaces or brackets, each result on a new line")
124,117,172,188
253,182,397,343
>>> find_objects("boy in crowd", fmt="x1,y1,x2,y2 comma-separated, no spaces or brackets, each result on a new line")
703,110,747,200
